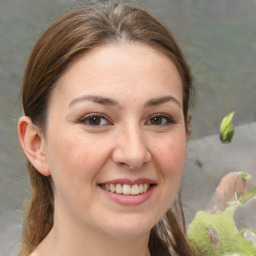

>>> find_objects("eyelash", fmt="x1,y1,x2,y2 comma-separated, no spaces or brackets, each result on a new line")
146,114,175,126
79,113,175,127
79,113,110,126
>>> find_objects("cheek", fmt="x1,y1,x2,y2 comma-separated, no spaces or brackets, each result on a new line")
155,134,186,170
152,132,186,192
46,133,109,190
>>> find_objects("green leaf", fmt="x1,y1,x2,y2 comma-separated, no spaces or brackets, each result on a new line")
235,188,255,205
220,112,235,143
238,172,252,181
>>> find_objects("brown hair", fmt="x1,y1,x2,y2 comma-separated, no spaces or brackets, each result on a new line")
19,2,194,256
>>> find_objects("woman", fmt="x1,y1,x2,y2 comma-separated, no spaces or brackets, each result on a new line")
18,2,194,256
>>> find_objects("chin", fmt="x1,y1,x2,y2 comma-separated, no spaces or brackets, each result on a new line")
101,213,160,240
110,226,152,240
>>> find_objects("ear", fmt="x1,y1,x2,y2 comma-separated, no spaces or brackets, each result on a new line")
186,114,192,139
18,116,50,176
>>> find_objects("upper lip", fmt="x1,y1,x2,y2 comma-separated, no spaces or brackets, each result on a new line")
99,178,157,186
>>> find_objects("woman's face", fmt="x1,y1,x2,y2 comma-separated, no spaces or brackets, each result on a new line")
42,43,188,239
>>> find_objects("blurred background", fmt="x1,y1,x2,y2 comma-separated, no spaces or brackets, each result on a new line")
0,0,255,255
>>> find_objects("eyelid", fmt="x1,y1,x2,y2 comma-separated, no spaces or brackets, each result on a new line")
79,113,112,126
146,114,176,125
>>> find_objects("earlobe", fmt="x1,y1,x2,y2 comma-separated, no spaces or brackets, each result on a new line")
18,116,50,176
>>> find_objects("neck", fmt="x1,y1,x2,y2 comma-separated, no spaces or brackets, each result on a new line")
33,208,151,256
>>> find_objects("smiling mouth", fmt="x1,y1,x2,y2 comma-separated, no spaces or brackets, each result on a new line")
100,183,151,195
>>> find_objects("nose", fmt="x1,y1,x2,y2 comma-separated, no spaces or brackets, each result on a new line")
112,124,151,169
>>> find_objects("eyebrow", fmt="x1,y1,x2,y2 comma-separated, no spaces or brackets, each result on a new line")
69,95,181,108
69,95,119,107
145,96,182,108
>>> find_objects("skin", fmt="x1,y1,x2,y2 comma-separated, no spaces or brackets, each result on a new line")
18,43,189,256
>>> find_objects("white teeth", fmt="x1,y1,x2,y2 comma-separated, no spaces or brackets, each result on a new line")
131,184,139,195
116,184,123,194
123,184,131,195
102,183,151,195
143,183,148,193
139,184,144,193
110,184,115,193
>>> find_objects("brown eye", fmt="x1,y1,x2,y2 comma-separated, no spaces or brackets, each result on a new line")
80,114,109,126
88,116,101,125
151,116,163,125
147,115,174,126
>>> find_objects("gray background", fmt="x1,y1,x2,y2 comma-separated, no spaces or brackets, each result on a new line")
1,0,256,255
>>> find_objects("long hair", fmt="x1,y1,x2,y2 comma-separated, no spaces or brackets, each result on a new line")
19,3,194,256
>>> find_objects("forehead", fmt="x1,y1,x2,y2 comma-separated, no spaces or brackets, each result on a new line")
51,43,183,104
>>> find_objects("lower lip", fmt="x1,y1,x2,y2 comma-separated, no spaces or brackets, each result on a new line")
100,185,155,206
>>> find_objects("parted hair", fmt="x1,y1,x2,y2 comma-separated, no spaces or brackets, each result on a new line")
19,2,194,256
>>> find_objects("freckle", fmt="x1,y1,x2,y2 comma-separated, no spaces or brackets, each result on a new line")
137,221,142,227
